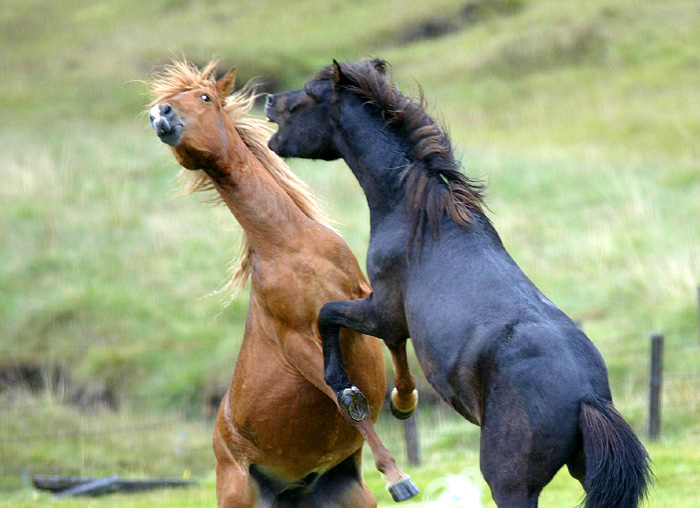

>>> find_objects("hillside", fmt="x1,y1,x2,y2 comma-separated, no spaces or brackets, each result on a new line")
2,0,699,415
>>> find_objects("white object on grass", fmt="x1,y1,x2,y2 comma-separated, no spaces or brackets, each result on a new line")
423,469,482,508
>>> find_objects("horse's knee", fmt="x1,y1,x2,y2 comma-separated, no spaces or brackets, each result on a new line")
372,448,397,475
482,466,537,508
395,368,415,391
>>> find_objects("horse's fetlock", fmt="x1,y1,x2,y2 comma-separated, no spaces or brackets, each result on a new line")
375,455,396,474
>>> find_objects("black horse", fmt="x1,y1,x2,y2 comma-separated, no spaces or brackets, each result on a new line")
265,59,651,508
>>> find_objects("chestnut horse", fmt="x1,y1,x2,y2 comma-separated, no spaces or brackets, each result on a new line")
146,61,419,507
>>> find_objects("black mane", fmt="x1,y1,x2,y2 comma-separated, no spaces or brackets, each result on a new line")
319,59,486,241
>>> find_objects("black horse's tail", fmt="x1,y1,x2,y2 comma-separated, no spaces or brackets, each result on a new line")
580,397,652,508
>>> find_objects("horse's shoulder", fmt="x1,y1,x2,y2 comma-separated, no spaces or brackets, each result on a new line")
251,245,366,329
300,228,370,297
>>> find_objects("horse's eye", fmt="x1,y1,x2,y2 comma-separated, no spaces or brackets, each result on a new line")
200,94,211,103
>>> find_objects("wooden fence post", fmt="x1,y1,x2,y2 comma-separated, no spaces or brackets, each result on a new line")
696,285,700,343
403,411,421,466
647,333,663,441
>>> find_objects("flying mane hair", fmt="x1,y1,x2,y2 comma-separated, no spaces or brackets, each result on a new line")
148,60,334,302
319,58,485,246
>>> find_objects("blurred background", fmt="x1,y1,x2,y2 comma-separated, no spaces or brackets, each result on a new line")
1,0,699,506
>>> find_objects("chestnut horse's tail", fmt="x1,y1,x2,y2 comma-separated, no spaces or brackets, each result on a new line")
580,397,652,508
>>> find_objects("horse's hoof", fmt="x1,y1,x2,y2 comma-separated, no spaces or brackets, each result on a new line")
337,386,368,422
387,477,419,502
390,388,418,420
390,401,415,420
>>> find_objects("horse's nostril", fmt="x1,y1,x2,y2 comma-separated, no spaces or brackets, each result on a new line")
160,103,172,116
266,95,274,107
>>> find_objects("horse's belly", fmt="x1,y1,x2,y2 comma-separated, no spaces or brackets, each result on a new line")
410,333,483,426
245,397,362,481
232,384,362,478
418,365,482,425
222,323,384,480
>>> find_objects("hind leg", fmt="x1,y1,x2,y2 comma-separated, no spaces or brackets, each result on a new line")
310,450,377,508
480,421,540,508
479,378,580,507
214,425,261,508
216,460,259,508
566,445,586,488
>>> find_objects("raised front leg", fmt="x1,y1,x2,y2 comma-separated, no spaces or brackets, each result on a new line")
319,295,417,420
318,294,406,421
385,342,418,420
318,295,418,502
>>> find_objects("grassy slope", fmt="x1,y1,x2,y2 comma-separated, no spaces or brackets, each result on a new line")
1,0,700,504
2,0,698,403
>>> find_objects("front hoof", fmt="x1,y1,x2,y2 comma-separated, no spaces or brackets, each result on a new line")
388,477,419,502
390,401,416,420
390,388,418,420
337,386,369,422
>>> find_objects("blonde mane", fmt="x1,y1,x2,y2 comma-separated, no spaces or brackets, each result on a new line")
149,60,334,301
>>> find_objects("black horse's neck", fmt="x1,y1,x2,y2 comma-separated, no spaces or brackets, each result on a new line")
331,90,494,250
333,92,413,230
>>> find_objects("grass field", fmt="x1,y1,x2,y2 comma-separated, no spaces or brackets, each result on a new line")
2,0,700,505
2,411,700,507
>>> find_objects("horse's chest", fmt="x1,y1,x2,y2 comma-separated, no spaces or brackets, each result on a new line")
252,261,320,325
406,310,485,426
366,239,404,283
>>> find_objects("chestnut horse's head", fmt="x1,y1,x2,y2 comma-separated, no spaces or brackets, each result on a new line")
148,61,237,170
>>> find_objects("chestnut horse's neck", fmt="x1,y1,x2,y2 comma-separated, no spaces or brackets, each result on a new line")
201,124,315,256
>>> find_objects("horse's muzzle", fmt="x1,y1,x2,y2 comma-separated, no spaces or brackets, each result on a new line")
149,103,183,146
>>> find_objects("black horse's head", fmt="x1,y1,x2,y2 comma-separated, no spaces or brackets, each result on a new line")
265,77,339,160
265,58,387,160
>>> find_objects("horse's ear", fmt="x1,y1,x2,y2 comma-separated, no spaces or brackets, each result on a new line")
370,58,387,75
332,59,347,85
216,67,237,98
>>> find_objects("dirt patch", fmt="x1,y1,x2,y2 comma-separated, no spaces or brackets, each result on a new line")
0,362,64,393
475,21,609,76
399,18,464,45
0,361,117,410
397,0,525,45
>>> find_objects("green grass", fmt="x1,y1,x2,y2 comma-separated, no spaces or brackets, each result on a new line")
2,0,700,505
2,401,700,507
0,393,214,492
2,403,700,506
